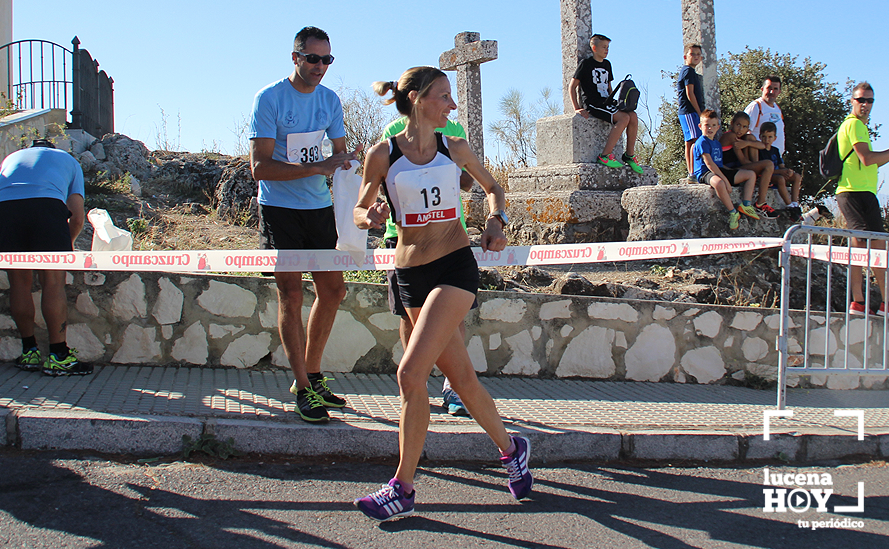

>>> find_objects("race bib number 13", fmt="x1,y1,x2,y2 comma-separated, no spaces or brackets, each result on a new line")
395,163,461,227
287,130,325,164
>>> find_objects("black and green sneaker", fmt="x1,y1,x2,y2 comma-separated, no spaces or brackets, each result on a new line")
42,348,92,376
15,347,42,371
308,373,347,408
290,383,330,423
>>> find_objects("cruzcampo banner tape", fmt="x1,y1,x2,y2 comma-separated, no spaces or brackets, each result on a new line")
788,243,888,269
0,237,791,273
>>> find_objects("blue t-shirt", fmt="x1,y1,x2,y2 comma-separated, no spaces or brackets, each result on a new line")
758,146,783,168
249,78,346,210
677,65,704,115
0,147,84,203
692,135,722,179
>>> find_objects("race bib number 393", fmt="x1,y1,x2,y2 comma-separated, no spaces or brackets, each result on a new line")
395,164,461,227
287,130,325,164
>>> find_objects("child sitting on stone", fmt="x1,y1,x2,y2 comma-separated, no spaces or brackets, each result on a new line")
758,121,803,220
693,110,759,230
719,112,778,217
569,33,643,174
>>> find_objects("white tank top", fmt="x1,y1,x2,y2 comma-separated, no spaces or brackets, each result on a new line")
383,132,461,228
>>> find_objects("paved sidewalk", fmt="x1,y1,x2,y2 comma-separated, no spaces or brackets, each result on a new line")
2,365,887,463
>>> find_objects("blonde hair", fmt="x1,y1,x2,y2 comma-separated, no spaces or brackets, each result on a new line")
372,66,447,116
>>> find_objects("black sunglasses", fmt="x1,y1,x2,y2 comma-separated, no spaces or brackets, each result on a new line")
296,52,334,65
853,97,875,104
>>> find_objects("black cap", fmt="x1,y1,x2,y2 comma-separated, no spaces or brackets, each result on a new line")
31,139,56,149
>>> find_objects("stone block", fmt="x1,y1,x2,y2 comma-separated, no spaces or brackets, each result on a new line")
536,114,624,166
804,433,879,462
67,324,105,362
17,410,202,454
693,310,723,338
557,325,616,378
111,274,147,320
479,298,527,322
319,310,376,372
172,321,209,365
0,314,15,330
75,293,100,316
467,335,487,373
627,432,739,461
0,270,8,290
220,333,272,368
0,336,18,360
197,280,257,317
746,432,804,461
508,163,657,193
0,408,8,446
152,277,184,325
540,299,573,320
112,325,161,364
214,419,399,458
501,330,538,375
626,324,676,382
621,184,793,241
680,346,726,384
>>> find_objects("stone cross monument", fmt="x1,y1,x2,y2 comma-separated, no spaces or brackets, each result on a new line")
681,0,720,119
560,0,592,114
439,31,497,162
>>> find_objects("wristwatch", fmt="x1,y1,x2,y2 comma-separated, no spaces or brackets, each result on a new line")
488,209,509,228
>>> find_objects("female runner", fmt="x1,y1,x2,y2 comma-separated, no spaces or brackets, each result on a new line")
352,66,532,521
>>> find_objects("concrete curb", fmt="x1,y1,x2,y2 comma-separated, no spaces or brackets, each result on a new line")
5,410,887,464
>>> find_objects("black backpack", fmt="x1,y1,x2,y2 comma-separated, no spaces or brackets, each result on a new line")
610,74,639,112
818,130,855,181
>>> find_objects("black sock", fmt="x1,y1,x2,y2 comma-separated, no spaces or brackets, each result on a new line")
49,342,69,357
22,335,37,353
307,372,323,382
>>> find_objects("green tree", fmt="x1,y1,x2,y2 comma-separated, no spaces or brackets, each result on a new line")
489,87,560,166
654,47,848,198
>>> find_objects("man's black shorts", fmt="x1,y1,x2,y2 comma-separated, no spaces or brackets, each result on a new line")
259,204,338,250
837,191,885,233
0,198,72,253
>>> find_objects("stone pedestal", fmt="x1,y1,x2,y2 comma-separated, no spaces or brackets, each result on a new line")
495,114,657,245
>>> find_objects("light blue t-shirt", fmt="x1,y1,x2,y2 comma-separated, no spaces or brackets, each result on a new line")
249,78,346,209
0,147,84,203
692,135,723,180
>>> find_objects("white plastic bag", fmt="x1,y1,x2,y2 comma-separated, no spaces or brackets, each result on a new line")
333,161,368,265
88,208,133,251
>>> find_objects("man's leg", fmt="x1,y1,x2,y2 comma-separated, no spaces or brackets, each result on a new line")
8,269,36,340
36,270,69,345
304,270,346,375
275,271,309,387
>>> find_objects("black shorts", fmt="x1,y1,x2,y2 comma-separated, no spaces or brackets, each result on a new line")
586,101,619,124
837,192,885,233
386,238,478,316
702,168,741,186
259,204,338,250
395,246,480,310
0,198,72,253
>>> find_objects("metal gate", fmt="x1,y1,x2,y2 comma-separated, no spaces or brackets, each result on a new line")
777,224,889,409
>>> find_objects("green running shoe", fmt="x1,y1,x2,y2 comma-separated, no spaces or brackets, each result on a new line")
43,348,92,376
597,153,623,168
728,210,740,230
15,347,42,371
622,153,644,174
737,203,761,220
290,383,331,423
308,373,347,408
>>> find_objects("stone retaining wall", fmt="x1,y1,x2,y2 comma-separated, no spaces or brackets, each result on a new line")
0,270,885,390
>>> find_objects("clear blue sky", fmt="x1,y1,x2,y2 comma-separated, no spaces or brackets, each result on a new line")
13,0,889,180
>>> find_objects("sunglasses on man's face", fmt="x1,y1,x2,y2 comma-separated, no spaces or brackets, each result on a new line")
853,97,875,104
296,52,334,65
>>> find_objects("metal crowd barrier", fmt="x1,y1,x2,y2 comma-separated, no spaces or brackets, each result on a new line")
777,224,889,409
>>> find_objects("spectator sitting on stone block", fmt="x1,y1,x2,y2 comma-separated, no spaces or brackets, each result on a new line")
693,110,759,230
718,111,778,218
568,33,643,174
758,121,802,220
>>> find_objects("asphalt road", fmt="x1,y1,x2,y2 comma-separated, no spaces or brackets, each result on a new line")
0,449,886,548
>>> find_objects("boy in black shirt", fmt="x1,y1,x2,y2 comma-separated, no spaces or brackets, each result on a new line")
569,34,642,174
